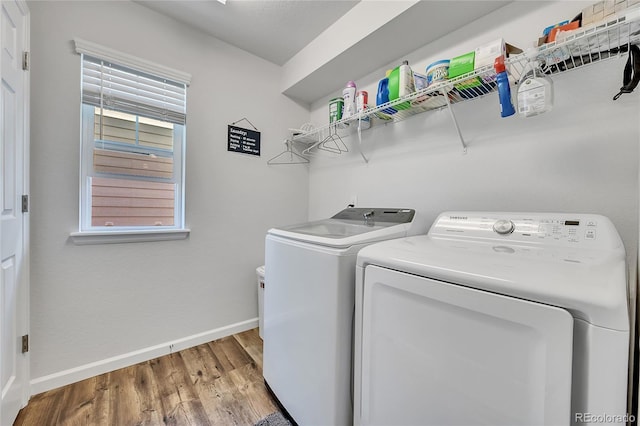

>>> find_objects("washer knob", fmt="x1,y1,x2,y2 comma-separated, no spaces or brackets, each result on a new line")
493,219,515,235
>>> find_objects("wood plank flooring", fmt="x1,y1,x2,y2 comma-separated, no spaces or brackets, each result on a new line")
14,328,282,426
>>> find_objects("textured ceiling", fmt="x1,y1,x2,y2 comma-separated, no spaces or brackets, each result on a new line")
135,0,360,66
135,0,515,103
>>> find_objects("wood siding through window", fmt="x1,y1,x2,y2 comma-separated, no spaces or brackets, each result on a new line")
94,113,174,151
93,148,173,179
95,114,137,145
91,177,175,227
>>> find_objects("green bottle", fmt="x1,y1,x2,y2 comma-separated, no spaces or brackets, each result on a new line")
387,60,414,110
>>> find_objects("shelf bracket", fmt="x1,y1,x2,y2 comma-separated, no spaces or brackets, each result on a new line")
356,116,369,163
443,92,467,154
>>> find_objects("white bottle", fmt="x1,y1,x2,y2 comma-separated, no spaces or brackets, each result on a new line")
517,61,554,117
342,81,357,119
398,60,415,98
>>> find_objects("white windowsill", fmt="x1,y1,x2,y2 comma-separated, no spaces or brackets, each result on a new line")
69,228,190,245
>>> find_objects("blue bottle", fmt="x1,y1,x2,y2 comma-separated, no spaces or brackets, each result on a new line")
494,55,515,118
376,77,397,115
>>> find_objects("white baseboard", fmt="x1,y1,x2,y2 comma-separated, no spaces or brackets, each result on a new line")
29,318,258,396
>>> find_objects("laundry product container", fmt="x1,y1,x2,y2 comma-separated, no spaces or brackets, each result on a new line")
256,265,265,339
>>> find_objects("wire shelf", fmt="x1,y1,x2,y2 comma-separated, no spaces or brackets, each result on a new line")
291,62,502,148
286,7,640,158
525,11,640,76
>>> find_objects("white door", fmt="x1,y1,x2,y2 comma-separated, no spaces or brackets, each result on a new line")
358,265,574,426
0,0,29,424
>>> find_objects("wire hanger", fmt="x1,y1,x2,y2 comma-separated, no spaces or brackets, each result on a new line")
267,140,309,165
303,124,349,155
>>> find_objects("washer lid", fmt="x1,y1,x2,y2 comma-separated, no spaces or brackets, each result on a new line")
357,212,629,331
268,208,416,248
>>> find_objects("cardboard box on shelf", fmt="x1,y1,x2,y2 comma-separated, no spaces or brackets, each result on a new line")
605,0,617,16
547,21,580,43
583,0,638,26
413,72,428,91
448,51,482,89
583,1,605,25
615,0,628,12
582,3,594,25
474,39,523,83
593,10,605,21
593,1,605,12
449,51,475,78
448,39,524,90
474,39,522,69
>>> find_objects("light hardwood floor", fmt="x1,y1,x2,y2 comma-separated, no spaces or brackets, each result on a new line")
14,328,282,425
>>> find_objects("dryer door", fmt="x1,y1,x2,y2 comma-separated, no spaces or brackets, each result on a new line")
358,265,573,426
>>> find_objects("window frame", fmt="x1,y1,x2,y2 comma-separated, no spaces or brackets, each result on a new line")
71,39,191,245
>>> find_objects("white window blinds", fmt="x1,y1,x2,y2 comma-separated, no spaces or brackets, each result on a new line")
74,39,190,237
82,55,186,125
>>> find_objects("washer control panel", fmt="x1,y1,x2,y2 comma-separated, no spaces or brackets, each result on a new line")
430,212,622,249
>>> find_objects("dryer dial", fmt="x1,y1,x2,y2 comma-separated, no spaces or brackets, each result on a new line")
493,219,515,235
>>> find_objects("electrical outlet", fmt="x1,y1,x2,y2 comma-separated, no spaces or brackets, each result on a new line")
349,195,358,207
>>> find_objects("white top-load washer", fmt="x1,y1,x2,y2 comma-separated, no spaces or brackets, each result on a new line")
354,212,630,426
264,208,418,426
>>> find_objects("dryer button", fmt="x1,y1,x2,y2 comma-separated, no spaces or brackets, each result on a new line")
493,220,515,235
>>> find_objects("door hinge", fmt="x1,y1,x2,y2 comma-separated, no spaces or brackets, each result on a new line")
21,335,29,353
22,51,29,71
21,195,28,213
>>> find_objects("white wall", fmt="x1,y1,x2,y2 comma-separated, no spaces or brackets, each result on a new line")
28,0,309,392
307,1,639,277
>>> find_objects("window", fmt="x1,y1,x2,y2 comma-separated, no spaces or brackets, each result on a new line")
72,39,191,243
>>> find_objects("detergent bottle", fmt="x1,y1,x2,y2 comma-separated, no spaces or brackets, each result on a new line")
387,60,414,110
376,70,397,115
494,55,515,118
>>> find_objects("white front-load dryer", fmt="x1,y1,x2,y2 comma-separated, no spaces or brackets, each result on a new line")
264,208,419,426
354,212,630,426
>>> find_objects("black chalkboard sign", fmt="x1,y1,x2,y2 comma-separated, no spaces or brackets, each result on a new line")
228,125,261,156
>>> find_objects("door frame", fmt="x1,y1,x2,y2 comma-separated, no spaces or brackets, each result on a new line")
1,0,31,412
19,0,31,408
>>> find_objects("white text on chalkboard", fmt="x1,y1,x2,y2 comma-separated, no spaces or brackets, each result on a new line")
228,125,261,156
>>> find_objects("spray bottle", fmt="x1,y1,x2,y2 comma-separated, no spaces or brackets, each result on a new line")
342,81,357,119
494,55,515,118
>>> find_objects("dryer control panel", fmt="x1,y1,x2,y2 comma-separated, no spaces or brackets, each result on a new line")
429,212,623,249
